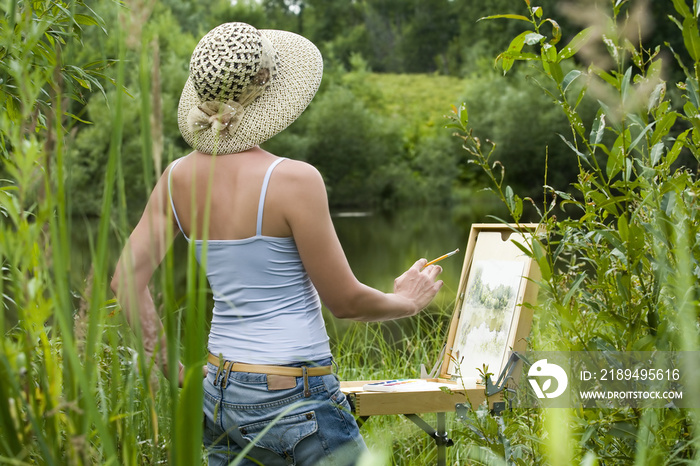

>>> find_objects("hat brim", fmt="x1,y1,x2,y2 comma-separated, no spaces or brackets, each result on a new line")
178,29,323,155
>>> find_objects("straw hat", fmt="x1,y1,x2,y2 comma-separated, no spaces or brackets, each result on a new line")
177,23,323,155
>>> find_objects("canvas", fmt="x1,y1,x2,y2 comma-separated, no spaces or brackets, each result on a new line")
449,259,525,379
342,224,541,415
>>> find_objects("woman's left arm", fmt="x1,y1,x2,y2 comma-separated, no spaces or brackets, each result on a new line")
111,163,182,382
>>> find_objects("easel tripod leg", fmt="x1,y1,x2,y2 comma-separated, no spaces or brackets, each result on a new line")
437,412,446,466
404,413,453,466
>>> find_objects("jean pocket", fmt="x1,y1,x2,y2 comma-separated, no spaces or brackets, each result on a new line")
238,410,318,460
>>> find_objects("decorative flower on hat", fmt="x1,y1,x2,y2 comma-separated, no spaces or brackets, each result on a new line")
187,101,245,135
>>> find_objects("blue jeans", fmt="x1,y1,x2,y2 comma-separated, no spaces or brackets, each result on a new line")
202,359,367,466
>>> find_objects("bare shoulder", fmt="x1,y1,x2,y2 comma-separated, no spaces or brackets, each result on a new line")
163,154,193,181
275,158,326,193
278,158,322,180
147,155,192,212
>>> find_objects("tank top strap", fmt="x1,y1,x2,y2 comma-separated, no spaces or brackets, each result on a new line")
167,158,189,241
256,158,287,236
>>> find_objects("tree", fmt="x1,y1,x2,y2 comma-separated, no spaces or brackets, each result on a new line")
397,0,456,73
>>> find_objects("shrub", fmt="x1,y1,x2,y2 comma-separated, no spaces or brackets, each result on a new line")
449,0,700,463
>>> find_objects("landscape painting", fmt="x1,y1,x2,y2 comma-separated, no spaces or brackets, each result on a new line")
450,260,525,379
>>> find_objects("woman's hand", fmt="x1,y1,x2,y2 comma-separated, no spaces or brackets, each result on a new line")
175,362,209,387
393,259,444,316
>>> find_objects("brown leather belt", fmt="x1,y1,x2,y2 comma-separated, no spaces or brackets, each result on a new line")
207,353,332,377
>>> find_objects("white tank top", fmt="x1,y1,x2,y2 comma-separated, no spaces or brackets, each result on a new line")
168,157,332,364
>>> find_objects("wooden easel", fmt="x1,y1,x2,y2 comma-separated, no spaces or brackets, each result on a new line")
340,223,542,466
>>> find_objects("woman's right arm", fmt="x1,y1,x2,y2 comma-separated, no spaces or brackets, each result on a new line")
281,161,443,322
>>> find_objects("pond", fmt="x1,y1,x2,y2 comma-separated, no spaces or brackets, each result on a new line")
332,206,473,309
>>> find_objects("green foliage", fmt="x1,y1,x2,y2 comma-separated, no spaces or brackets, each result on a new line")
265,64,467,208
459,64,598,200
63,0,197,218
0,0,111,146
304,84,398,206
5,0,700,464
449,0,700,463
1,1,207,464
68,91,151,215
61,0,478,215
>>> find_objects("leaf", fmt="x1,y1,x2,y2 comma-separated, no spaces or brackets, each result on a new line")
525,33,545,45
609,422,637,440
620,67,633,105
74,14,100,27
650,112,677,146
64,112,93,125
669,14,684,32
559,27,595,60
618,214,629,242
546,59,564,84
590,65,619,88
628,121,655,154
650,142,665,166
683,100,698,121
648,51,663,77
682,16,700,61
504,185,523,221
562,70,582,93
496,51,539,73
590,110,606,145
631,334,656,351
498,30,536,73
672,0,693,19
606,131,629,179
558,134,585,158
563,103,586,137
563,273,586,306
667,129,690,165
457,103,468,127
497,51,540,61
589,192,621,216
545,18,562,45
479,14,532,23
531,239,552,281
511,237,534,258
686,77,700,109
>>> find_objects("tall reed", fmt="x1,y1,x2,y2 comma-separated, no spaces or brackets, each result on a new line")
0,1,202,464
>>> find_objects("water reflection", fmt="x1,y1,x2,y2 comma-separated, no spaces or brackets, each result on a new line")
332,206,472,305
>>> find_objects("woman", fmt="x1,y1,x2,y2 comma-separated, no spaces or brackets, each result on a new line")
111,22,443,466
